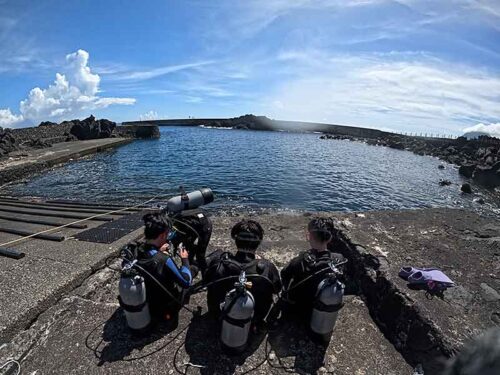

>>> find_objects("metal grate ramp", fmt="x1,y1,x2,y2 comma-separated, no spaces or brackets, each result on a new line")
72,211,147,244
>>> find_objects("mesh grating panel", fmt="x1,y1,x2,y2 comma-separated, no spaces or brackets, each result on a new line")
73,211,147,243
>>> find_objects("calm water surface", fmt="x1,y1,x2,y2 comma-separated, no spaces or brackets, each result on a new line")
5,127,499,214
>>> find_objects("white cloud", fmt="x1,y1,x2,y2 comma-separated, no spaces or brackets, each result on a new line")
463,123,500,138
94,97,136,107
185,96,203,104
139,110,159,121
262,52,500,134
0,49,135,128
108,61,214,81
0,108,23,127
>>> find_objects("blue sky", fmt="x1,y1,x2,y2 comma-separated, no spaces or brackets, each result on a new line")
0,0,499,136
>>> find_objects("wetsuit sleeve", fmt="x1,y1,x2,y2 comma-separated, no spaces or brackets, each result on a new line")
165,257,192,288
281,255,303,291
203,249,224,281
268,263,282,294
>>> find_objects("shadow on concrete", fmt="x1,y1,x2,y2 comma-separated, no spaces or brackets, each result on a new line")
182,312,266,375
85,308,182,366
267,316,328,375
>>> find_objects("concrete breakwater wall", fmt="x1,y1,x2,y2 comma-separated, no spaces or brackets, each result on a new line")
116,123,160,139
124,116,391,139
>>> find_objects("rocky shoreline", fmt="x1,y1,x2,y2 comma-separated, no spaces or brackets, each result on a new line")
1,115,160,158
321,133,500,190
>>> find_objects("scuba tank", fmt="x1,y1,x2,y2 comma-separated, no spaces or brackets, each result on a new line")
118,260,151,333
166,187,214,214
220,271,255,353
310,273,344,343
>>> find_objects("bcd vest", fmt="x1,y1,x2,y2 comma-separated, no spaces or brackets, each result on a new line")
286,250,341,304
206,252,276,321
134,243,181,317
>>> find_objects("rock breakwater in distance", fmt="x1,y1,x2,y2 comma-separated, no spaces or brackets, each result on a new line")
0,115,160,157
322,133,500,189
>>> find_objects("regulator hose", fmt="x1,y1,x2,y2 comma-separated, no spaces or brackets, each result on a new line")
189,273,276,295
281,259,348,298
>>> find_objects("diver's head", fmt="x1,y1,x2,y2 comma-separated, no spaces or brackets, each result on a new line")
231,220,264,252
307,217,333,250
143,212,171,246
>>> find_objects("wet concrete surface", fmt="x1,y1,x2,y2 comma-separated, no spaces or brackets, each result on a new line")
0,138,131,185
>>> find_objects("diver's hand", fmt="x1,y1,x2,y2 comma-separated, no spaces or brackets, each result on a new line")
159,243,170,254
178,243,189,259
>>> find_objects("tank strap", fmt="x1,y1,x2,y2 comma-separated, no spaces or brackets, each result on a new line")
222,257,259,270
222,314,252,328
313,300,344,313
118,296,147,313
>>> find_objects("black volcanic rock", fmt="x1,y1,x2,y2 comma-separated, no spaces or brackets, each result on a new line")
202,114,274,131
472,164,500,188
385,136,405,150
372,133,500,189
0,128,19,155
461,183,472,194
25,138,52,149
38,121,59,127
69,115,117,140
473,197,485,204
459,164,476,178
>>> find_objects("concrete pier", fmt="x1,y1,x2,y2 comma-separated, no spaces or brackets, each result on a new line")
0,200,146,343
0,138,132,185
0,207,498,374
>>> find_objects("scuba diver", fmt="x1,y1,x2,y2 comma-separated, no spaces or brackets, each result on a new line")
163,187,213,274
119,188,214,333
280,217,346,342
120,212,193,327
169,208,212,274
204,220,282,332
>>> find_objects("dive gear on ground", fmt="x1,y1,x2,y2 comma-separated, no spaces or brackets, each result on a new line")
399,266,455,295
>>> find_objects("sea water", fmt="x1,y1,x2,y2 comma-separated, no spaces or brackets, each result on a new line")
5,126,499,214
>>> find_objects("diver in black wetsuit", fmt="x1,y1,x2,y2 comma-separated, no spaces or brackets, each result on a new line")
170,208,212,274
280,217,346,318
134,212,193,322
204,220,282,325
